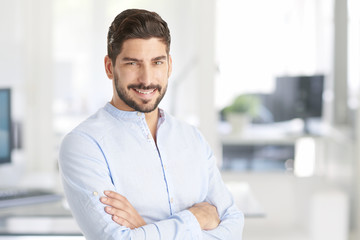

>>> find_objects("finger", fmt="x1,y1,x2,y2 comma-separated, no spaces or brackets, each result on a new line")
105,206,130,220
103,191,133,209
112,215,136,229
104,191,128,202
105,206,143,228
101,198,139,223
101,191,146,228
100,196,128,210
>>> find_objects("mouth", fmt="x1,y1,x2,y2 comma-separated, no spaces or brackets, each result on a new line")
133,88,157,95
132,88,158,101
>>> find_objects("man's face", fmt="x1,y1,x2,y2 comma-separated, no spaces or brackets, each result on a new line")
105,38,172,113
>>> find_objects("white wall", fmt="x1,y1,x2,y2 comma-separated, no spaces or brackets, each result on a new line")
0,0,56,187
0,0,219,185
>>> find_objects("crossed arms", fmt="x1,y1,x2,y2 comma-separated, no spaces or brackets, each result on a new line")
101,190,220,231
59,130,244,239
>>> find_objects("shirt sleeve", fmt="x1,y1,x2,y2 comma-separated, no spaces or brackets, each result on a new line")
195,129,245,240
59,131,203,240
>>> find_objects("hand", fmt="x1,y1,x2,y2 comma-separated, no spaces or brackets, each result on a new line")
100,191,146,229
188,202,220,230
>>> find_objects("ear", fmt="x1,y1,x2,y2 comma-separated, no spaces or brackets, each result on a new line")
104,55,114,79
168,55,173,78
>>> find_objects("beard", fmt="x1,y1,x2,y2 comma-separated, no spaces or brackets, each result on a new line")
114,74,167,113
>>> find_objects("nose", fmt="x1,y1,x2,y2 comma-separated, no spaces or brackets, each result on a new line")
138,64,152,86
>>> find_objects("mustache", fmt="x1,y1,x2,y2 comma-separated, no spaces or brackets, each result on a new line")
127,84,162,91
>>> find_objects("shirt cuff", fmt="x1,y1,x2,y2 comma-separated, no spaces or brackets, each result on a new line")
176,210,202,238
139,223,159,238
139,210,203,239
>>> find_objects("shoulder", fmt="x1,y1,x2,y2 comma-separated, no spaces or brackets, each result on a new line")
62,107,117,146
162,111,204,142
59,107,116,162
161,110,214,162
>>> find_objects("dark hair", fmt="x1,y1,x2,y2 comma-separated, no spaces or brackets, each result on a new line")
107,9,171,64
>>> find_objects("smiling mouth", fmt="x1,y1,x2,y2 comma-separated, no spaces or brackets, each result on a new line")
133,88,157,95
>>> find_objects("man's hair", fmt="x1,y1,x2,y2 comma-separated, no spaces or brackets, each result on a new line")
107,9,171,64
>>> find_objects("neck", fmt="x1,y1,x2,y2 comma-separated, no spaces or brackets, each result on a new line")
110,98,160,142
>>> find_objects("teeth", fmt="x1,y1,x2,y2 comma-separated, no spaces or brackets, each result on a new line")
135,88,156,94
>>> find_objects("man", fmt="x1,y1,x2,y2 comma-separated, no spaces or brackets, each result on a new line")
59,9,244,240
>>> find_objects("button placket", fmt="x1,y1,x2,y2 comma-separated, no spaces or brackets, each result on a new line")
136,113,152,142
157,144,176,214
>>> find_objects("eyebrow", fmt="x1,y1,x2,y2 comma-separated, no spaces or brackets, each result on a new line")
121,55,167,62
152,56,167,61
122,57,140,62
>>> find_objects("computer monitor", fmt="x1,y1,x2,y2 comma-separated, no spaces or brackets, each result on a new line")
0,88,12,165
272,75,324,122
254,75,324,133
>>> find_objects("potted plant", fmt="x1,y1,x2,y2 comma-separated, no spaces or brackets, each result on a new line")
221,94,260,134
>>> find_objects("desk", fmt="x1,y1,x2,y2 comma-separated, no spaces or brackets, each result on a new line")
225,181,265,218
0,200,82,236
0,181,263,237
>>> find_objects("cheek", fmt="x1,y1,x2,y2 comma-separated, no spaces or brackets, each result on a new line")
155,68,170,82
116,69,137,84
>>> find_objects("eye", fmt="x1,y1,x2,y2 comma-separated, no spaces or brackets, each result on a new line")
125,62,138,66
154,61,163,65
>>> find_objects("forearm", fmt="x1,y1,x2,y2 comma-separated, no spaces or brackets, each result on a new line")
201,213,244,240
141,210,202,239
62,178,203,240
188,200,243,240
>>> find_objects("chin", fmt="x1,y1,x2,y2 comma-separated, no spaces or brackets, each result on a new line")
137,105,158,113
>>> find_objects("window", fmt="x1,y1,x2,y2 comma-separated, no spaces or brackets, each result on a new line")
215,0,333,110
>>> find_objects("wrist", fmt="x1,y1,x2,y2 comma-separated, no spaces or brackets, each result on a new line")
188,208,201,226
188,202,220,231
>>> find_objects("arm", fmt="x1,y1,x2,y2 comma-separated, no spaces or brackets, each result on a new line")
103,175,242,240
102,191,220,231
196,130,244,240
201,157,244,240
59,132,203,240
101,129,244,240
188,202,220,231
101,191,146,229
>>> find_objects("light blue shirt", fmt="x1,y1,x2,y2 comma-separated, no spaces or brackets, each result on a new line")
59,103,244,240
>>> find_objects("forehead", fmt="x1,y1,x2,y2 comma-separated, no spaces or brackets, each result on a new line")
118,38,168,59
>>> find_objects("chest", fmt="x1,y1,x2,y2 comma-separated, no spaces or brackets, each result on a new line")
101,128,209,221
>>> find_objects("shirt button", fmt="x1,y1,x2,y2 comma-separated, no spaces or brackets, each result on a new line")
93,191,98,196
163,165,167,170
170,197,174,203
147,134,152,139
137,112,142,116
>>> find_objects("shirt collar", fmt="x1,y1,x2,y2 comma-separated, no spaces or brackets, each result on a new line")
104,102,166,124
158,108,166,128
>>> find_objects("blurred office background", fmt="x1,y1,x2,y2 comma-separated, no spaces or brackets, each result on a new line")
0,0,359,239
